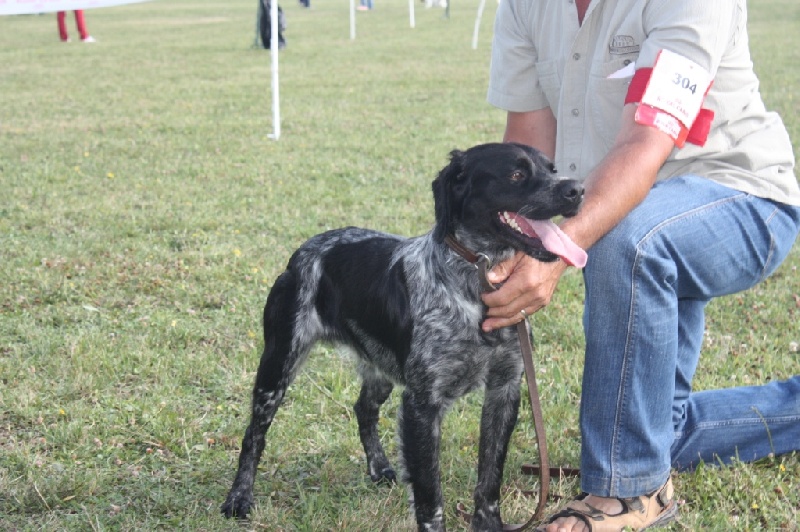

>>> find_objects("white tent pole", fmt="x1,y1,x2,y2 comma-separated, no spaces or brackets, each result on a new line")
350,0,356,39
471,0,486,50
408,0,415,28
269,0,281,140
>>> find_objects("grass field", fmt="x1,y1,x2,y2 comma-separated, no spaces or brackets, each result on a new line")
1,0,798,529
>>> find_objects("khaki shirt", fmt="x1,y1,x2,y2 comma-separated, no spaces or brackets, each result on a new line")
487,0,800,206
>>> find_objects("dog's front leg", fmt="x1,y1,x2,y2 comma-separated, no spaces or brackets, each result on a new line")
471,377,521,531
399,389,447,532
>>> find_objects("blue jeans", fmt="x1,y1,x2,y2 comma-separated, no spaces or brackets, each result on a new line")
580,175,800,498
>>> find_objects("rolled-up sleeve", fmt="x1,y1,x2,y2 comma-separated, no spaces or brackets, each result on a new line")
638,0,740,76
487,0,550,113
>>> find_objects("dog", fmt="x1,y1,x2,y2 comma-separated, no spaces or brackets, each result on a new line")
221,142,584,531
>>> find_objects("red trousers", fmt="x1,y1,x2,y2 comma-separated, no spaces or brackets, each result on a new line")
57,11,89,41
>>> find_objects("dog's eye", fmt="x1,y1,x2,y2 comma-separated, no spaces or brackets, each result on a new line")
510,171,525,182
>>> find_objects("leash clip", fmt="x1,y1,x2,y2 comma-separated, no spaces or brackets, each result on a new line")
475,254,498,293
474,253,491,271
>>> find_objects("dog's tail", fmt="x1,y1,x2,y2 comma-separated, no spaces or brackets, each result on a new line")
255,269,312,399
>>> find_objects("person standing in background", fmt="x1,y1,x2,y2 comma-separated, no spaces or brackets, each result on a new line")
57,10,95,43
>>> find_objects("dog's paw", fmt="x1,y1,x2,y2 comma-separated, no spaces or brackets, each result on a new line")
220,492,253,519
370,466,397,484
470,508,503,532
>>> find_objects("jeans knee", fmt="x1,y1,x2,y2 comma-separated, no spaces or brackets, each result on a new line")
585,218,642,282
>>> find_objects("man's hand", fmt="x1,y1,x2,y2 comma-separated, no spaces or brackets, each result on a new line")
488,104,675,334
481,252,568,332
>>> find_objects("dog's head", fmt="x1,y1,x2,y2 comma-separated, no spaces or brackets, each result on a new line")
432,142,585,264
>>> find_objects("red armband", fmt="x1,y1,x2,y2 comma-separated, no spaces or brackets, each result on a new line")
624,50,715,147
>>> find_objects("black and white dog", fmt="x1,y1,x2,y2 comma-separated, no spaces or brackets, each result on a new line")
221,143,584,531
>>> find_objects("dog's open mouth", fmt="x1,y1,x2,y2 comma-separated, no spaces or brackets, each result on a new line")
499,211,588,267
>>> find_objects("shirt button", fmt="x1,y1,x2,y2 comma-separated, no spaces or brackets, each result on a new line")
573,53,581,60
569,163,577,171
572,108,580,117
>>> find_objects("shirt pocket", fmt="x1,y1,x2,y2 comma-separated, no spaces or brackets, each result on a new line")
534,59,563,113
588,55,638,151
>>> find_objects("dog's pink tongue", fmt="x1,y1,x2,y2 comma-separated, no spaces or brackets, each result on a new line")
521,217,588,268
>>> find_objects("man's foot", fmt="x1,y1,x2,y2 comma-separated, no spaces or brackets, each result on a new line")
82,36,96,43
536,478,677,531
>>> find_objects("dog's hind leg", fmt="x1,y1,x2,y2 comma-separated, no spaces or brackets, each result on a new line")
354,365,396,483
471,375,521,531
221,270,315,519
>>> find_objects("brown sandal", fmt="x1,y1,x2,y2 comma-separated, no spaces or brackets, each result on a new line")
536,478,678,531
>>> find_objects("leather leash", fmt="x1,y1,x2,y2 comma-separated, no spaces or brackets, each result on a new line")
444,235,553,530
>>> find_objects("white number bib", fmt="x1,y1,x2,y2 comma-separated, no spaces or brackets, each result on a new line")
641,49,713,128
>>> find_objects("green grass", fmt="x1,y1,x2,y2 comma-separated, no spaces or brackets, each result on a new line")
1,0,798,529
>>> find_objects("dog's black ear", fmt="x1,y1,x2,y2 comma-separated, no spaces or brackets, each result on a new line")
432,149,466,242
514,143,557,174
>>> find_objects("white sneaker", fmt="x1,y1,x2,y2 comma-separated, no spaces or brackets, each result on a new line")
82,36,96,43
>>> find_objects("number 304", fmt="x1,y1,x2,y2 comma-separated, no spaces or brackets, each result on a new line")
672,73,697,94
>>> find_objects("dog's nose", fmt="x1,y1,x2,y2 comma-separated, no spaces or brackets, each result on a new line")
559,180,584,203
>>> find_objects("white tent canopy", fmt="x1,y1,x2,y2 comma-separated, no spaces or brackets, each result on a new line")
0,0,151,15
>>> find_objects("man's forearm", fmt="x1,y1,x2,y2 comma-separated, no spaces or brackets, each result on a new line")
561,105,675,250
